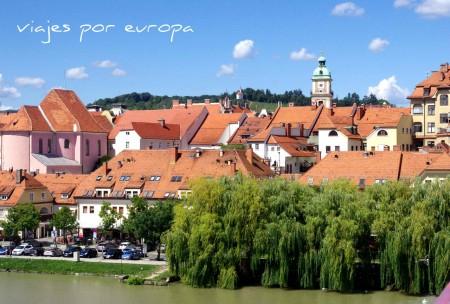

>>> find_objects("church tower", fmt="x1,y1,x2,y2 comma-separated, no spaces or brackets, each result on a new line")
311,56,333,109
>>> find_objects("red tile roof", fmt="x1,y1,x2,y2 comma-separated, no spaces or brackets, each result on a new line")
190,113,246,145
39,89,106,133
35,173,85,205
130,122,180,140
408,63,450,99
354,107,411,137
229,116,272,144
0,171,49,207
91,112,113,132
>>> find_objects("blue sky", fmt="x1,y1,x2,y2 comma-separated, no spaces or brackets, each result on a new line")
0,0,449,108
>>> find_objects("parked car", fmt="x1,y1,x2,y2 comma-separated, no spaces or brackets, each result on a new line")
0,245,15,255
63,246,82,257
118,242,135,251
121,248,141,260
103,248,122,259
96,241,117,252
12,244,33,256
29,247,44,256
80,247,97,258
22,239,41,248
43,247,63,257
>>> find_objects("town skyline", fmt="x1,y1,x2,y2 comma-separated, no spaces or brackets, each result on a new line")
1,0,450,109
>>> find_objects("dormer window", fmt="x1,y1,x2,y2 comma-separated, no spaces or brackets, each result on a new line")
149,176,161,181
0,195,8,200
170,176,182,182
423,88,430,96
107,176,113,181
328,130,338,136
96,176,102,181
119,175,130,181
142,190,154,198
61,193,69,199
377,130,388,136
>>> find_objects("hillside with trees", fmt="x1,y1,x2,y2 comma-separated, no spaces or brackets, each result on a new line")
90,89,390,111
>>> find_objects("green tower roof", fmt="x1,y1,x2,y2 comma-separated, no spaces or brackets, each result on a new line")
312,56,331,80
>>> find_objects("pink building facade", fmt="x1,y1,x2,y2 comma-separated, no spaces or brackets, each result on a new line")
0,90,108,174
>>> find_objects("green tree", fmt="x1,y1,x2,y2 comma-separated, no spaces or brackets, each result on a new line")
99,202,121,237
50,207,77,244
124,197,175,260
2,203,40,240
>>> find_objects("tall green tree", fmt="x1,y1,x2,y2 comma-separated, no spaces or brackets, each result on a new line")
1,203,40,239
124,197,175,260
50,207,77,244
99,202,121,236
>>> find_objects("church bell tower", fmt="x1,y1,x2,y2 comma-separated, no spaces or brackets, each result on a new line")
311,56,333,109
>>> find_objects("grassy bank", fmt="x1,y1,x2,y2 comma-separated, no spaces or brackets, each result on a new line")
0,258,158,277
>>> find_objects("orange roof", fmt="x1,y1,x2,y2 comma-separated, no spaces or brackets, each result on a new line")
73,148,273,199
35,173,85,205
0,171,49,207
408,63,450,99
229,116,271,144
39,89,106,133
300,151,403,186
0,106,51,132
109,106,206,140
190,113,245,145
270,136,317,157
354,107,411,137
91,112,113,132
271,106,321,127
130,122,180,140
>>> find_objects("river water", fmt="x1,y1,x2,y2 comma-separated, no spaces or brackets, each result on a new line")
0,272,436,304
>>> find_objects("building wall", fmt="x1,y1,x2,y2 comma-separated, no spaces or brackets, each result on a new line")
318,129,350,158
113,130,141,155
285,156,316,173
80,133,108,173
366,128,398,151
250,142,265,159
140,139,180,150
77,199,132,229
0,132,30,171
54,133,79,160
217,122,240,144
266,144,289,168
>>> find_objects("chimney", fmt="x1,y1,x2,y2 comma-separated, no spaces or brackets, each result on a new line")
298,123,304,137
117,160,123,168
229,161,237,175
204,99,210,104
219,149,224,157
328,107,334,116
371,146,376,152
440,63,449,72
285,123,292,137
172,99,180,107
288,102,294,107
245,148,253,166
158,118,166,128
187,99,193,106
195,149,202,158
15,169,23,184
170,147,179,164
357,106,366,120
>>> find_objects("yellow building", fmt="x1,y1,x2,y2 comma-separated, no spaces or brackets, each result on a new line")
408,63,450,147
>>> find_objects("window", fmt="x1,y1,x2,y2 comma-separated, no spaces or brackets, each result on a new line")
125,141,130,149
255,144,259,150
61,193,69,199
326,146,331,153
82,206,88,213
427,122,435,133
170,176,182,182
112,207,117,212
86,139,90,156
334,146,340,151
0,195,8,200
125,190,139,198
96,175,102,181
40,207,49,215
277,146,280,151
440,94,448,106
29,192,34,202
47,139,52,153
375,179,386,184
119,207,124,215
351,146,354,151
38,139,43,154
41,192,46,200
89,206,95,214
107,176,113,181
423,88,430,96
328,130,338,136
119,175,130,181
413,122,422,133
412,105,423,115
377,130,388,136
270,147,275,151
142,190,154,198
440,113,449,124
150,175,161,181
358,178,366,189
64,139,70,149
428,141,435,147
125,131,130,135
428,105,435,116
97,140,101,156
307,177,314,186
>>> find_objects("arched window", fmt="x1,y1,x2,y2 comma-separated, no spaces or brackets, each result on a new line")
64,139,70,149
38,139,43,154
413,122,423,133
377,130,388,136
40,207,49,215
97,140,101,156
86,139,90,156
440,94,448,106
412,104,423,114
328,130,338,136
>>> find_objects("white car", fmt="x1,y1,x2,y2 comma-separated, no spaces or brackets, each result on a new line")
118,242,133,250
12,244,33,256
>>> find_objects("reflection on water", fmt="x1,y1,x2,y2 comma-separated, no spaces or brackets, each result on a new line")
0,272,436,304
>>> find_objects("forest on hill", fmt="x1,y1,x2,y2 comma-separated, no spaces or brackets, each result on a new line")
91,89,390,111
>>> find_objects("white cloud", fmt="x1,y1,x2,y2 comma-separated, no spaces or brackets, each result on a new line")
394,0,414,7
367,76,409,103
94,60,117,68
216,64,236,77
368,38,390,52
0,104,14,111
233,40,254,59
112,68,127,77
65,66,88,80
290,48,316,61
0,86,21,99
332,2,365,16
415,0,450,17
0,74,3,83
15,77,45,88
